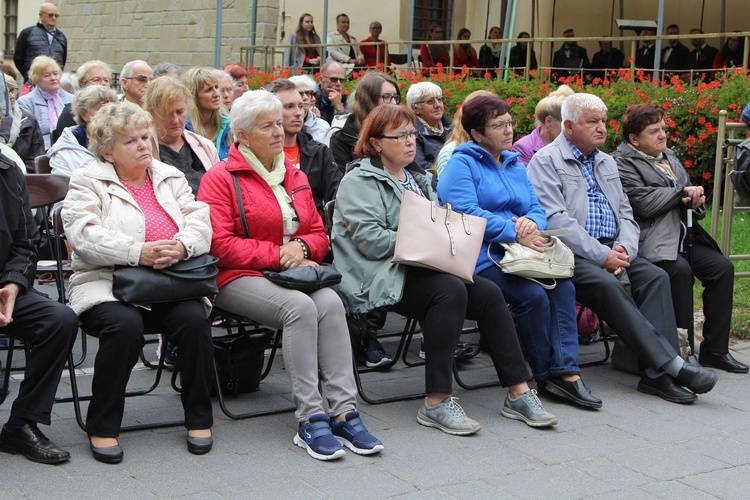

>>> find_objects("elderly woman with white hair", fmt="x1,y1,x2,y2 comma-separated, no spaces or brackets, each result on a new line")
17,55,73,149
62,101,215,463
49,85,118,176
197,90,383,462
407,81,452,171
289,74,330,142
53,60,113,140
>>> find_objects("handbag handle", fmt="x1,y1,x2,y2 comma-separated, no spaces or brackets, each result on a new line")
487,242,557,290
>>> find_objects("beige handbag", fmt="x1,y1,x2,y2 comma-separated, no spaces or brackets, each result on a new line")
488,236,575,289
393,190,487,283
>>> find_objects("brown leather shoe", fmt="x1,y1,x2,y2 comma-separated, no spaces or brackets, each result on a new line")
0,424,70,464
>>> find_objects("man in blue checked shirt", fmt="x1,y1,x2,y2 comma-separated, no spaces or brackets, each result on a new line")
527,93,719,405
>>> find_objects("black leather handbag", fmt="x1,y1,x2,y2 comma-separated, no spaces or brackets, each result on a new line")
262,265,341,293
112,254,219,304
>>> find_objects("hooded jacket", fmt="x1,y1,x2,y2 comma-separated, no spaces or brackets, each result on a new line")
438,141,547,274
48,126,94,177
331,157,435,313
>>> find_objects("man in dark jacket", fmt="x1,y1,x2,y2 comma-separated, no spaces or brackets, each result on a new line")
14,3,67,83
589,39,625,80
267,79,343,221
0,152,77,464
635,28,657,69
661,24,691,77
689,28,719,82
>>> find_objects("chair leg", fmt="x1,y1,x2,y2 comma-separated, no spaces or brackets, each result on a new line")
579,327,611,368
0,338,15,406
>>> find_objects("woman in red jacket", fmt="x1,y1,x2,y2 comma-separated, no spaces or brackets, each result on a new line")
197,90,383,462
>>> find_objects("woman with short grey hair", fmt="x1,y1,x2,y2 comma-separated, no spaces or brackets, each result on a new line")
406,81,452,171
49,85,118,176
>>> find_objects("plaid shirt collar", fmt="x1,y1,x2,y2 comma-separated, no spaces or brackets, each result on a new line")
566,139,598,165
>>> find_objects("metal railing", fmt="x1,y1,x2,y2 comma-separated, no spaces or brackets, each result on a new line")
710,111,750,278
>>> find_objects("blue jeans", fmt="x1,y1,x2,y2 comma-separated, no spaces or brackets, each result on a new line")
479,266,580,381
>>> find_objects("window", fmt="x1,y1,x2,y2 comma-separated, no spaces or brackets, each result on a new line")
4,0,18,56
413,0,453,41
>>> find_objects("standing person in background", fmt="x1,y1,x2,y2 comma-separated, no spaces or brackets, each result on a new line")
14,3,67,86
315,61,348,125
589,39,625,81
182,67,232,160
360,21,389,68
689,29,719,81
479,26,502,71
636,28,657,70
119,60,153,107
713,33,747,70
326,13,365,70
508,32,538,75
284,13,322,70
661,24,691,77
420,25,450,71
552,29,590,78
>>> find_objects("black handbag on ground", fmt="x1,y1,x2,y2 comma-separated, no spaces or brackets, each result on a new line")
112,254,219,304
212,329,273,396
262,266,341,293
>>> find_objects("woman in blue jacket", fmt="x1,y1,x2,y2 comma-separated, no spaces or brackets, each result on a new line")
439,95,601,409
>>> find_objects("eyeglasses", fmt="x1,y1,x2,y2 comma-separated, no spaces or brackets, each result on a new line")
415,97,444,106
299,90,317,97
380,129,419,143
84,76,111,85
482,119,518,131
380,93,401,104
124,75,153,83
370,26,382,30
323,76,346,84
43,12,60,18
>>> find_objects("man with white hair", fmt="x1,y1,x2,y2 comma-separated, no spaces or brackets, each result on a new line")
119,60,153,106
527,93,719,404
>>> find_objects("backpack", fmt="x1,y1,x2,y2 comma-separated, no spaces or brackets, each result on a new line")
730,137,750,198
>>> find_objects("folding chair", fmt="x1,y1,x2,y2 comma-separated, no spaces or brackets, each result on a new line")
32,155,52,174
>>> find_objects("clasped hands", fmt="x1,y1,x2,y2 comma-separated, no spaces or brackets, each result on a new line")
279,241,318,270
682,185,705,210
139,240,187,269
513,216,548,253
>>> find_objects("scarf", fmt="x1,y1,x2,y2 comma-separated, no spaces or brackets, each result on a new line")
418,115,444,136
630,144,677,185
7,104,23,147
489,42,502,57
238,144,295,234
39,88,63,129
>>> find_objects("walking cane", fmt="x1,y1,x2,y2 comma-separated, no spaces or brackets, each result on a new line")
686,207,696,356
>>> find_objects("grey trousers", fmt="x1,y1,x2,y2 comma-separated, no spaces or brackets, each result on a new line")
214,276,357,422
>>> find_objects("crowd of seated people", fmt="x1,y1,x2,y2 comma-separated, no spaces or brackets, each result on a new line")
4,36,748,470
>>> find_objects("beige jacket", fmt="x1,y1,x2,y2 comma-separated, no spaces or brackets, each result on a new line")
62,158,213,315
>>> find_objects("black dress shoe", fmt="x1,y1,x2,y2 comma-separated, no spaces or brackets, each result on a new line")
187,434,213,455
544,377,603,409
675,363,719,394
699,352,749,374
89,439,123,464
638,374,697,404
0,424,70,464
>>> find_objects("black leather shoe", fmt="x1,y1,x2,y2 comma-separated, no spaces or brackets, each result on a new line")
638,374,697,404
0,424,70,464
699,352,749,374
675,363,719,394
89,439,123,464
187,434,213,455
544,377,603,409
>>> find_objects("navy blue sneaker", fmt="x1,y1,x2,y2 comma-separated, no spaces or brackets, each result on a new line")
293,413,345,461
330,411,384,455
364,330,392,368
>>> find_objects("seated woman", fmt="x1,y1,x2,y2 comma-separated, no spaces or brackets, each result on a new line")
197,90,383,461
17,55,74,149
420,24,450,71
0,73,44,172
49,85,118,177
407,82,453,172
326,13,365,70
329,71,401,169
438,95,602,409
62,102,216,464
145,76,220,196
453,28,480,73
182,67,232,160
478,26,502,71
284,13,322,69
613,103,748,374
511,84,574,166
332,103,558,433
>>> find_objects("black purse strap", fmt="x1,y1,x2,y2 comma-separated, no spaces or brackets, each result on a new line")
231,172,250,239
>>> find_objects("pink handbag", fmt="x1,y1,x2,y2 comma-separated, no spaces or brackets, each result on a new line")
393,190,487,283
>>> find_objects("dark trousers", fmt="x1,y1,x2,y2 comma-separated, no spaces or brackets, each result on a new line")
80,300,214,437
655,240,734,354
389,267,531,394
1,289,77,425
572,255,679,371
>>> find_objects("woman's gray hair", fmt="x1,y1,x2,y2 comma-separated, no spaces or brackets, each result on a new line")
289,74,318,93
561,93,608,124
87,101,153,162
213,69,232,83
72,85,118,126
153,62,183,78
406,81,442,107
76,60,112,87
229,89,282,134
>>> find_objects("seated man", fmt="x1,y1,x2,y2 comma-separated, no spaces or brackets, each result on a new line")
527,93,718,404
0,151,77,464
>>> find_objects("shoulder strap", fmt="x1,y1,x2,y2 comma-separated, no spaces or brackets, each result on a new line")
230,172,250,239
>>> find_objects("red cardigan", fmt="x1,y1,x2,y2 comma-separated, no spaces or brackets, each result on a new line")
197,143,330,289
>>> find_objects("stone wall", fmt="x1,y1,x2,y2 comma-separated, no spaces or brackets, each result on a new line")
57,0,278,72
